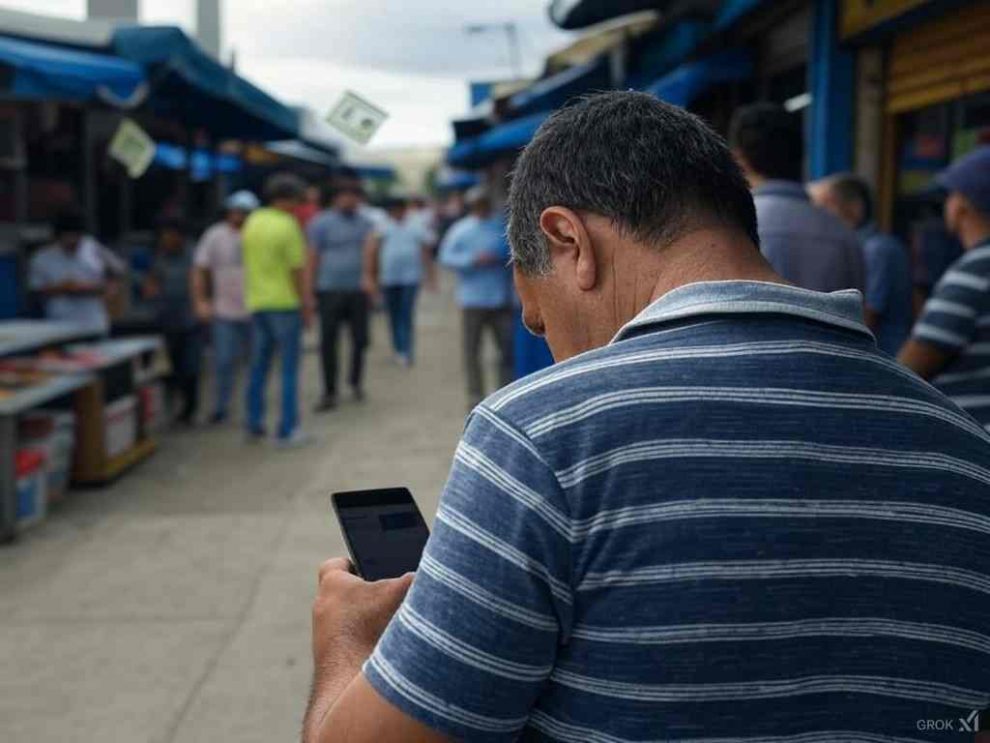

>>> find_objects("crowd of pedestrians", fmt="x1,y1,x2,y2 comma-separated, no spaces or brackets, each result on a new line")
25,164,521,446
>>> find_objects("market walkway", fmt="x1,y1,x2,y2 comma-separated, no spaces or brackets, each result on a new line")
0,286,473,742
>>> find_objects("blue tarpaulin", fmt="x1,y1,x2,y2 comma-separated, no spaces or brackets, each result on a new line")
112,26,298,141
0,34,144,103
646,48,753,107
509,59,611,117
447,111,549,168
153,142,241,181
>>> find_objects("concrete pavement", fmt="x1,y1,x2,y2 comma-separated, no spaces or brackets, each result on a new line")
0,287,478,742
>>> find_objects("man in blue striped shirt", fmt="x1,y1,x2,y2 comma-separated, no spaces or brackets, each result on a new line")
305,94,990,742
900,147,990,427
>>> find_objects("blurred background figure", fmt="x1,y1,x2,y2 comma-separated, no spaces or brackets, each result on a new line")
364,195,436,367
307,178,376,411
729,103,865,294
438,185,513,409
295,183,322,228
242,173,313,446
144,217,200,426
811,174,913,354
29,207,124,335
899,147,990,426
192,190,260,424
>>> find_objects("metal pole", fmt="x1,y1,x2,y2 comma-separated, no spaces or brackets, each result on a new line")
505,23,522,80
0,415,17,543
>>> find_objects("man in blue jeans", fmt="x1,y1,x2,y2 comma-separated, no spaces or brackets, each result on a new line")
241,173,314,446
192,190,260,423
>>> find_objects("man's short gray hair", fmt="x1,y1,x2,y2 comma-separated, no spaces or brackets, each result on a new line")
507,91,759,276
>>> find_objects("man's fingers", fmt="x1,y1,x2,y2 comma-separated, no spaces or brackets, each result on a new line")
318,557,354,584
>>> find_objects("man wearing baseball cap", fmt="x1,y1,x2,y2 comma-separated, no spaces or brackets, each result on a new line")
193,190,260,424
899,146,990,425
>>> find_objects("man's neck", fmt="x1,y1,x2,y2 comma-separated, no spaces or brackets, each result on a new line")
961,224,990,250
642,229,784,307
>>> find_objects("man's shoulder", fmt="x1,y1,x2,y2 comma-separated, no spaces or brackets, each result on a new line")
482,328,699,430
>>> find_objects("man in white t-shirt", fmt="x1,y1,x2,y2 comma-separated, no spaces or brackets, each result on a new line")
29,209,124,335
192,190,260,423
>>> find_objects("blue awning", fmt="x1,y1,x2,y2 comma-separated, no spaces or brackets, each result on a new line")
714,0,766,30
112,26,298,141
352,164,396,181
646,48,753,107
152,142,241,181
0,34,144,104
549,0,669,29
509,59,611,117
447,111,549,169
436,170,480,191
625,20,709,90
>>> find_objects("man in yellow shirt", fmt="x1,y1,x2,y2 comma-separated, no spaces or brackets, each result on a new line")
242,173,315,446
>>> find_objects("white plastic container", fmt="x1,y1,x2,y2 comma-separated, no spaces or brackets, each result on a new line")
15,448,47,531
104,395,137,459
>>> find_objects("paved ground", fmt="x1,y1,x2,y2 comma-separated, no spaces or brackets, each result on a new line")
0,286,481,742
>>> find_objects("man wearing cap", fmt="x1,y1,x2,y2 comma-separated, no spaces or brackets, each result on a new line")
193,190,259,424
438,185,514,408
899,146,990,426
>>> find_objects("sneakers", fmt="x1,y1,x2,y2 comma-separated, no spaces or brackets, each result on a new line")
352,387,366,403
275,429,314,449
313,396,338,413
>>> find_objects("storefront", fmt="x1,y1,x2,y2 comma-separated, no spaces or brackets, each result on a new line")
842,1,990,258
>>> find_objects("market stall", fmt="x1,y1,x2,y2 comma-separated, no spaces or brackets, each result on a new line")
0,320,167,541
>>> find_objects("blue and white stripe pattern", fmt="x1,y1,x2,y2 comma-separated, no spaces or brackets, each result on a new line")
365,281,990,741
914,240,990,426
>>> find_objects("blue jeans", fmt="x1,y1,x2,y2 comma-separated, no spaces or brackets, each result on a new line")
246,310,301,439
212,318,251,417
383,284,419,360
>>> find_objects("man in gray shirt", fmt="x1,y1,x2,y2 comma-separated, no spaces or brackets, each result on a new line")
729,103,864,294
307,180,375,411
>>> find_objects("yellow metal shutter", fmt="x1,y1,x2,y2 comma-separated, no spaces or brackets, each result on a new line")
887,3,990,113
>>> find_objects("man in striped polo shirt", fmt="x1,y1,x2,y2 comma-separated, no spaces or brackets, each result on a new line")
304,94,990,742
900,147,990,428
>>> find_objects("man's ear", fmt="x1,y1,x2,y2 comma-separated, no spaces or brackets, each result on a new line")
538,206,597,291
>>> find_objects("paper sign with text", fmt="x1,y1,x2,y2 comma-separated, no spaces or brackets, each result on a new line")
108,119,156,178
326,91,389,145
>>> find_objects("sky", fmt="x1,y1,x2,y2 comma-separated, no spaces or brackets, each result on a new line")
3,0,574,149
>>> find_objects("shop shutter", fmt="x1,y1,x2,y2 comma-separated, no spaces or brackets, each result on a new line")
887,3,990,113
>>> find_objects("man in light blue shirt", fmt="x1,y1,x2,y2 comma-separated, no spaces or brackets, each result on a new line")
29,209,124,335
438,185,513,407
729,103,865,294
811,173,913,354
364,196,435,366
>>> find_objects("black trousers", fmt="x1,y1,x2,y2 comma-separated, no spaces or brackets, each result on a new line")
317,290,369,397
462,307,514,405
164,327,202,421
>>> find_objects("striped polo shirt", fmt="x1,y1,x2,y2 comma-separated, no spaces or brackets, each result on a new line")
366,280,990,742
913,239,990,427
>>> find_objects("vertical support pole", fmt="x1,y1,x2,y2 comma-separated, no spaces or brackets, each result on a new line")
809,0,855,179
